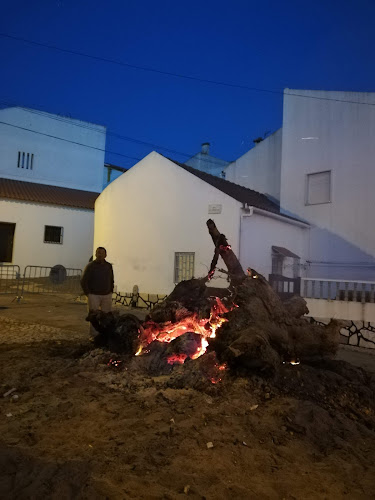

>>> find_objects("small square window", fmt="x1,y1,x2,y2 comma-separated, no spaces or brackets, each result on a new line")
174,252,195,283
306,171,331,205
44,225,63,244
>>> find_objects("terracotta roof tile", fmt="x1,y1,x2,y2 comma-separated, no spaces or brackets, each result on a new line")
0,178,99,209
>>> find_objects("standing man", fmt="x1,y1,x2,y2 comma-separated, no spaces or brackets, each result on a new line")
81,247,114,336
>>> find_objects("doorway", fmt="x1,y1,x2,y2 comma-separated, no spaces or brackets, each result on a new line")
0,222,16,262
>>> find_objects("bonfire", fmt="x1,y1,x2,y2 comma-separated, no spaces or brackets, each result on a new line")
87,219,341,379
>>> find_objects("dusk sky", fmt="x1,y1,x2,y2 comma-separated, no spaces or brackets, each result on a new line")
1,0,375,168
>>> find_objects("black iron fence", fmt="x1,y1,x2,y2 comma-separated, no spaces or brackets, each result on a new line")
112,291,167,310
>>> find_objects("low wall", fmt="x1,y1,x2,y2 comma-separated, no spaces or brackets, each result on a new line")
305,298,375,349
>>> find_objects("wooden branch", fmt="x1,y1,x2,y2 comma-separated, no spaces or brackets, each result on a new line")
206,219,246,285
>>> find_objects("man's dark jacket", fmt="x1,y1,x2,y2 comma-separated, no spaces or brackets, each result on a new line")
80,260,114,295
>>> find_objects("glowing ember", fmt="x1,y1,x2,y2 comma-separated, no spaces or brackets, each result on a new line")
283,359,301,366
218,363,228,371
219,244,232,252
167,354,188,365
207,269,215,281
136,297,231,361
247,268,258,279
107,359,122,368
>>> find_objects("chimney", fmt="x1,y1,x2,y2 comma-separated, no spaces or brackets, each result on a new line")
201,142,210,155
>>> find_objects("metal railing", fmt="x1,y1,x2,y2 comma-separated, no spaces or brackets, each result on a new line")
19,265,82,296
0,265,21,295
113,291,167,310
302,278,375,303
268,274,301,299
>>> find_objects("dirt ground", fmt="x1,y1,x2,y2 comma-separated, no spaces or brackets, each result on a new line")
0,294,374,499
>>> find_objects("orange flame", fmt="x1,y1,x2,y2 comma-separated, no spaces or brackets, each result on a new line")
167,354,188,365
137,297,231,360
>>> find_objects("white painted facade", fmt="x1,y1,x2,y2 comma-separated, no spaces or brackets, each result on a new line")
239,209,308,279
280,89,375,281
0,106,105,272
94,152,309,295
0,199,94,271
185,143,230,178
0,107,106,192
224,90,375,281
225,129,282,202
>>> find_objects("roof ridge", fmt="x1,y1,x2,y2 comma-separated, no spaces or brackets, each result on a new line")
168,158,279,208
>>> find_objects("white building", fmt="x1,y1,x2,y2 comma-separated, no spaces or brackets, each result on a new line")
94,152,309,295
225,89,375,281
0,107,105,271
225,129,282,203
103,163,128,189
185,142,230,178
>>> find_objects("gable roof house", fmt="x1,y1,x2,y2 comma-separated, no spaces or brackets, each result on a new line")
0,107,104,272
94,152,309,295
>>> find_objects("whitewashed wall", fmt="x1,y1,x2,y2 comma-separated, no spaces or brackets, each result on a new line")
185,153,229,178
0,107,105,192
0,199,94,272
239,211,309,278
305,298,375,349
95,152,242,295
280,89,375,279
225,129,282,202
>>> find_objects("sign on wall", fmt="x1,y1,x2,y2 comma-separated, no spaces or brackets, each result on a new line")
208,204,222,214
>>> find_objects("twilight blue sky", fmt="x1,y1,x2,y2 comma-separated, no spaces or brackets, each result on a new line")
1,0,375,167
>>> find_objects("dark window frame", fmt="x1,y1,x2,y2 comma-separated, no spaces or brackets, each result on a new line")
44,225,63,244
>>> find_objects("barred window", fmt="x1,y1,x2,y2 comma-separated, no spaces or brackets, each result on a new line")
17,151,34,170
44,225,63,244
174,252,195,283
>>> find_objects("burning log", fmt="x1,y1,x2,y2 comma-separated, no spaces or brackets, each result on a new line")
210,272,341,375
206,219,246,285
87,220,340,378
86,311,143,355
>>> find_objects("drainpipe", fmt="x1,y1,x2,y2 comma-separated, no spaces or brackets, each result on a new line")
239,204,254,262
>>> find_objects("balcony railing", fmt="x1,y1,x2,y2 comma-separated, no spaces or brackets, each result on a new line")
301,278,375,303
268,274,301,300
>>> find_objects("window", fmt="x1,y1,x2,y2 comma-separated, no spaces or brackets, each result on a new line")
17,151,34,170
306,171,331,205
44,225,63,244
174,252,195,283
0,222,16,262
